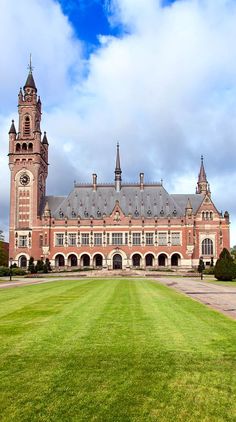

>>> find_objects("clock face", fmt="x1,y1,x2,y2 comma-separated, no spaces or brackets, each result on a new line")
20,173,30,186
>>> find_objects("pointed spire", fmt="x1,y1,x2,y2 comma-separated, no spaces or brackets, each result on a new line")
197,155,208,195
9,120,16,135
42,131,48,145
186,197,192,209
114,142,122,192
24,55,37,92
199,155,207,182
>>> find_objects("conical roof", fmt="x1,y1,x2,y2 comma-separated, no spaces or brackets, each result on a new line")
9,120,16,134
24,71,37,92
42,132,48,145
198,155,207,182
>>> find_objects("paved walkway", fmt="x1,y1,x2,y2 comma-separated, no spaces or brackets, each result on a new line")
157,277,236,320
1,275,236,320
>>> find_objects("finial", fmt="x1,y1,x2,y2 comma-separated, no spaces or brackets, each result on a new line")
201,155,203,163
161,178,163,185
28,53,34,73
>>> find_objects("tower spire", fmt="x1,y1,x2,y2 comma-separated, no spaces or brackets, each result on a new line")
114,142,122,192
197,155,208,195
24,55,37,92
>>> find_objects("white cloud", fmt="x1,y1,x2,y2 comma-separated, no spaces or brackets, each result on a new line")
1,0,236,245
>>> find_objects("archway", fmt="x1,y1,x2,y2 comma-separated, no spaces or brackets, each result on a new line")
132,254,141,267
113,254,122,270
158,253,167,267
94,254,103,267
19,255,27,268
171,253,181,267
81,254,90,268
145,254,154,267
68,254,78,267
55,254,65,267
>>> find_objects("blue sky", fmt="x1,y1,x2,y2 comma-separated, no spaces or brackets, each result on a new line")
58,0,177,48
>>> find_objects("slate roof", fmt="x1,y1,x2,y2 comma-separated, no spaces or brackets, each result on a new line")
43,184,204,219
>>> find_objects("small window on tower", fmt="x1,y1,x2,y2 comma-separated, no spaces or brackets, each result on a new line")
23,116,31,137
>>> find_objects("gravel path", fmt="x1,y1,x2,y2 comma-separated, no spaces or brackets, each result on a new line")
157,277,236,320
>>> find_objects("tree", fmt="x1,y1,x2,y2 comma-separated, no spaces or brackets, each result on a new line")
215,248,236,281
28,257,36,274
35,259,44,273
0,241,8,266
45,258,52,272
198,257,205,279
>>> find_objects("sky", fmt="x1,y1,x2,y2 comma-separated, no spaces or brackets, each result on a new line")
1,0,236,245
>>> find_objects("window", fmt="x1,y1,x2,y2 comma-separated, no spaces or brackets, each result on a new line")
112,233,123,245
125,233,128,245
55,233,64,246
132,233,141,245
81,233,89,245
94,233,102,245
19,235,27,247
146,232,154,245
107,233,110,245
39,235,43,247
202,238,213,255
158,232,167,246
68,233,76,246
23,116,31,137
171,232,181,246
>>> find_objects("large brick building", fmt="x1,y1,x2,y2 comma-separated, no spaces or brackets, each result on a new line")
8,68,230,270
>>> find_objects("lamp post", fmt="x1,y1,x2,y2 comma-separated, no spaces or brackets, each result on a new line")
9,257,13,281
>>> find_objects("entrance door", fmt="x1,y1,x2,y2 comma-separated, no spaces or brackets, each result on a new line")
113,254,122,270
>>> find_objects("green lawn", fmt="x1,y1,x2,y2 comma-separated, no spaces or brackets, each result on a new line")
0,279,236,422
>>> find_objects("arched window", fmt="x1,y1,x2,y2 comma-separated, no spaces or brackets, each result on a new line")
55,254,65,267
16,143,21,152
145,254,154,267
132,254,141,267
19,255,27,268
202,238,213,255
28,143,33,152
94,254,103,267
23,116,31,137
171,253,181,267
113,254,122,270
68,254,77,267
81,254,90,267
158,254,167,267
22,143,27,151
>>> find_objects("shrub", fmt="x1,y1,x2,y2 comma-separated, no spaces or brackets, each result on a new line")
215,248,236,281
11,268,26,276
0,266,10,276
28,257,36,274
203,267,215,275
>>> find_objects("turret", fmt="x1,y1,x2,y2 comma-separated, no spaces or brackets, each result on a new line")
114,142,122,192
196,155,209,195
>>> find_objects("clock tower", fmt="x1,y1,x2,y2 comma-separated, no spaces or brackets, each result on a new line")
8,63,49,264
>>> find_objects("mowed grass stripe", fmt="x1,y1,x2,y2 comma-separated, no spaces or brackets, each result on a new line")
0,278,236,422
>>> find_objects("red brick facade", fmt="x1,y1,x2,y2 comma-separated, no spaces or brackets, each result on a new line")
8,70,230,270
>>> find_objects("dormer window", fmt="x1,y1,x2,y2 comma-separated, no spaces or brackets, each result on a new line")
23,116,31,137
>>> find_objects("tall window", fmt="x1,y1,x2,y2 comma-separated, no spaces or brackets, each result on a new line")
132,233,141,245
146,232,153,245
68,233,76,246
112,233,123,245
81,233,90,245
23,116,31,136
19,235,27,247
56,234,64,246
202,238,213,255
171,232,181,246
94,233,102,245
158,232,167,246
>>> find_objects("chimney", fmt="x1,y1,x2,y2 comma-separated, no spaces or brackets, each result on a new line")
140,173,144,190
92,173,97,191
